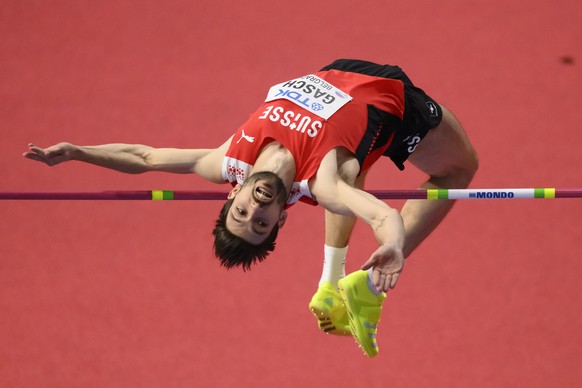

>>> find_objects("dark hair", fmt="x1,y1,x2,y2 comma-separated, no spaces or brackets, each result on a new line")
212,198,279,271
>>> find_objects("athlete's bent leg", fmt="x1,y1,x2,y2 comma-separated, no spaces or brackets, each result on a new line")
401,105,479,257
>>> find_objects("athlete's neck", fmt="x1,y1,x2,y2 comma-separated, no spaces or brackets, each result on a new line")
252,141,296,192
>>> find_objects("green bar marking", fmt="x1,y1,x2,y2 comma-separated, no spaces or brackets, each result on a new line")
534,188,545,198
152,190,174,200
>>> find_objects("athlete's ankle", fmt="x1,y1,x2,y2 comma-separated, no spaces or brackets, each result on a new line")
318,244,347,289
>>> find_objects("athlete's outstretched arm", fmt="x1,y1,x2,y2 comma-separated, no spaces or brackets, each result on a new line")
23,137,233,183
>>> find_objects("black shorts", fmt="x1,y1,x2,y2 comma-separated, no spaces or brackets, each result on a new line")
321,59,443,170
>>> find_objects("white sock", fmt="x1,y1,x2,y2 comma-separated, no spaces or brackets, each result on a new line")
367,268,382,295
318,244,347,289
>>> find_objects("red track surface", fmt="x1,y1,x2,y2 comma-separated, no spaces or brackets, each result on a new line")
1,1,581,387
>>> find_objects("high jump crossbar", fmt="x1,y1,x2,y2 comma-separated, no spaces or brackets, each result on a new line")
0,188,581,200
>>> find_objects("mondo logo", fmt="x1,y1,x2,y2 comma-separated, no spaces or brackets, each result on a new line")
469,191,515,199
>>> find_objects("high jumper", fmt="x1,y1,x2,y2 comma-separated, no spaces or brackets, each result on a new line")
23,59,479,357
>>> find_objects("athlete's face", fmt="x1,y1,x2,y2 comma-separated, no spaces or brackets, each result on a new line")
225,171,288,245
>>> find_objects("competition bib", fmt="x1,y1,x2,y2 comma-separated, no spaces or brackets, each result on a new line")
265,74,352,120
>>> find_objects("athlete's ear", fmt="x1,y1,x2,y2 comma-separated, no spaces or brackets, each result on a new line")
227,185,242,199
277,210,288,229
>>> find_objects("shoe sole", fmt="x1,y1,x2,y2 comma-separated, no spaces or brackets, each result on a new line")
309,306,352,336
338,283,379,357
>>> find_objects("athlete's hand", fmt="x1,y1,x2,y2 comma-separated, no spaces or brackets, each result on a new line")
23,143,78,166
361,242,405,293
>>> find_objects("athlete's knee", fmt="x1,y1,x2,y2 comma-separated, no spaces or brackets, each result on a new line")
456,148,479,188
456,128,479,186
428,161,475,189
436,140,478,188
440,106,479,187
466,144,479,179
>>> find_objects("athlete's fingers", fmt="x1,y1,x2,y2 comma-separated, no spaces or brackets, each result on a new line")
380,273,389,293
22,152,44,162
28,144,46,156
373,268,389,293
28,144,71,166
24,146,50,164
390,272,400,289
370,268,378,287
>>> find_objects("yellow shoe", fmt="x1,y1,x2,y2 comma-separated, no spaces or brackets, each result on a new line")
338,270,386,357
308,281,351,336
